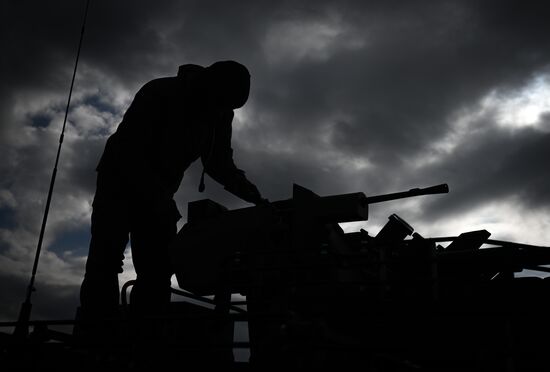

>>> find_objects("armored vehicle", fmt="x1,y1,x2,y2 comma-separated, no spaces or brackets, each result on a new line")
2,183,550,371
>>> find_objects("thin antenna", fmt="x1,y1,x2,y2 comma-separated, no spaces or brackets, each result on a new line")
14,0,92,339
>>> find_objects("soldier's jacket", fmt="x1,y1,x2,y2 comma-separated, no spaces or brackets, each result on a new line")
96,66,261,205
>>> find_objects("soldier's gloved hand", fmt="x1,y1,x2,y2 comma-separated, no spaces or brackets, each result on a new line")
230,179,262,204
223,173,268,205
254,197,270,206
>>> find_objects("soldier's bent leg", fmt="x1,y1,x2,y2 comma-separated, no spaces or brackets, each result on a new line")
128,211,177,317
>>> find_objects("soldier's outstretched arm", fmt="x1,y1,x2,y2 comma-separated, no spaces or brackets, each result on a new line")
201,111,266,205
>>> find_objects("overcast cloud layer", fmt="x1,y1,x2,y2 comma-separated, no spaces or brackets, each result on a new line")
1,0,550,322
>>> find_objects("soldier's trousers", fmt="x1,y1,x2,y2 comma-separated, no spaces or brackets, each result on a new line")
80,170,179,321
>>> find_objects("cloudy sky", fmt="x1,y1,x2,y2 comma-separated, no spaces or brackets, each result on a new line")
1,0,550,323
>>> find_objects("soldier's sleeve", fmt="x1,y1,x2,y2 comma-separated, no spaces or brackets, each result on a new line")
202,111,264,204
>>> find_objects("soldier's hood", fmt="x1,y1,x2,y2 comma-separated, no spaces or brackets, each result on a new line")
177,64,206,84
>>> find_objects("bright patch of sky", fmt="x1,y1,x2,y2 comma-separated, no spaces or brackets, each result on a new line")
232,105,253,132
414,199,550,247
119,248,136,297
485,74,550,131
412,73,550,169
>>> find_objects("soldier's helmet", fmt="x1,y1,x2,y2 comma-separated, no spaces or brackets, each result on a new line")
177,60,250,109
205,60,250,109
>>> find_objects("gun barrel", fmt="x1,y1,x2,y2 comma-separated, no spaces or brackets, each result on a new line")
365,183,449,204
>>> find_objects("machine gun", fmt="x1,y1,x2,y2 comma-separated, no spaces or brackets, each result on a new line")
365,183,449,204
170,183,449,295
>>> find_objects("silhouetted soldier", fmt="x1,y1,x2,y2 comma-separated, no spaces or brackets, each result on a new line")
79,60,265,328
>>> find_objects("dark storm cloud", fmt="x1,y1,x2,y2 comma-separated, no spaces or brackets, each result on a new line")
212,0,550,206
1,0,550,324
318,0,550,164
420,125,550,218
